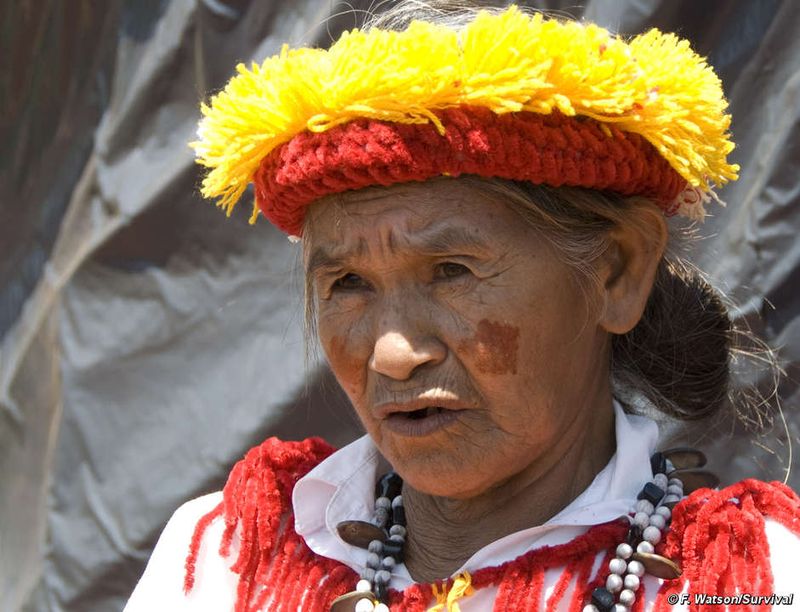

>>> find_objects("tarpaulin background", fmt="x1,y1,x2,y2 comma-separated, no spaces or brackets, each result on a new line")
1,1,797,610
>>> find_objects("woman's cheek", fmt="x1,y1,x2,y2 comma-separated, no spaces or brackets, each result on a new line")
324,331,368,400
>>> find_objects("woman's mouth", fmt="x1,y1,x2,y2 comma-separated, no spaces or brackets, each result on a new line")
407,407,444,419
384,406,463,436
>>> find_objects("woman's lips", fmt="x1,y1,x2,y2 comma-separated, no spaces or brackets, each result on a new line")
373,397,469,420
382,406,465,437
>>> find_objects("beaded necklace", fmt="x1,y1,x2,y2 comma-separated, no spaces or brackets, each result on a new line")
331,448,718,612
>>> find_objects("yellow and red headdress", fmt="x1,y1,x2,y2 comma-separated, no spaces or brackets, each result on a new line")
192,6,738,236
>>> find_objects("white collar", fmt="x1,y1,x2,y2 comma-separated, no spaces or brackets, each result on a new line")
293,399,659,588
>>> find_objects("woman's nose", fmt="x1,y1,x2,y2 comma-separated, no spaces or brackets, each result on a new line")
369,331,446,381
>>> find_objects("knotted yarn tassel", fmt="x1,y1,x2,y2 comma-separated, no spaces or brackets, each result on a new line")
428,571,474,611
430,581,447,609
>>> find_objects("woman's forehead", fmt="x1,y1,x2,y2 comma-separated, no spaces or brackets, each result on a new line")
305,223,497,276
303,179,516,259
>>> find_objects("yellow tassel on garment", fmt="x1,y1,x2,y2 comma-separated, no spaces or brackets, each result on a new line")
428,571,474,612
192,6,738,217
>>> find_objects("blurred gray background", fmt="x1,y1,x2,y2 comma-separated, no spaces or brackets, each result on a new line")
1,0,798,610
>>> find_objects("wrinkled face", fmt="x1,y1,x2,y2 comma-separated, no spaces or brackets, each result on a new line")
305,179,611,499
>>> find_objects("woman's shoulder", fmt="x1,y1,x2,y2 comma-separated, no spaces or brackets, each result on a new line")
125,492,229,611
125,437,337,611
662,478,800,605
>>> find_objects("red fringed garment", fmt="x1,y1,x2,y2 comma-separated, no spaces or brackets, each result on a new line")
127,437,800,611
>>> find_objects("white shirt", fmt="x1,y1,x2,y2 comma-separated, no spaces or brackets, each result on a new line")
126,402,800,610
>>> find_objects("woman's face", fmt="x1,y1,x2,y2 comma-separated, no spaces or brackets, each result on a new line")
305,179,613,499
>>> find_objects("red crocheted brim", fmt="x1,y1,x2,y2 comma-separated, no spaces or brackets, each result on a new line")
253,106,687,236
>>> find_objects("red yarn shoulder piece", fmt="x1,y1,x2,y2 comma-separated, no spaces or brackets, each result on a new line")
654,479,800,612
183,437,340,610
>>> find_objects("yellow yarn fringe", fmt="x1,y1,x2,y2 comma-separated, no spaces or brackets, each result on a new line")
192,6,739,218
429,571,474,612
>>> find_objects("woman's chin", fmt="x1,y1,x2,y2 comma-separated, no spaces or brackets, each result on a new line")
382,444,499,500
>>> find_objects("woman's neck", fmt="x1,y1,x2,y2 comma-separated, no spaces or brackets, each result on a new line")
402,397,616,583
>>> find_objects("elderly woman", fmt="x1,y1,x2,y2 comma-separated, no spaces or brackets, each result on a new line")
126,3,800,611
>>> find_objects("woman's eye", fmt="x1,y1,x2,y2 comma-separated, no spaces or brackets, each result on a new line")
435,262,471,279
332,273,367,291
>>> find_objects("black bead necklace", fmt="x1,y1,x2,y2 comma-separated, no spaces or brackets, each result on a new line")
332,472,405,612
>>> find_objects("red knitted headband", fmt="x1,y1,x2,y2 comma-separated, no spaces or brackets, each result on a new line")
255,107,686,237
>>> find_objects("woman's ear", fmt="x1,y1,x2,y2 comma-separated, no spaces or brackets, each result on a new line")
597,204,668,335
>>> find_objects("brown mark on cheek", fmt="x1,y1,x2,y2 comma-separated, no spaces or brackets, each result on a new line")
458,319,520,375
